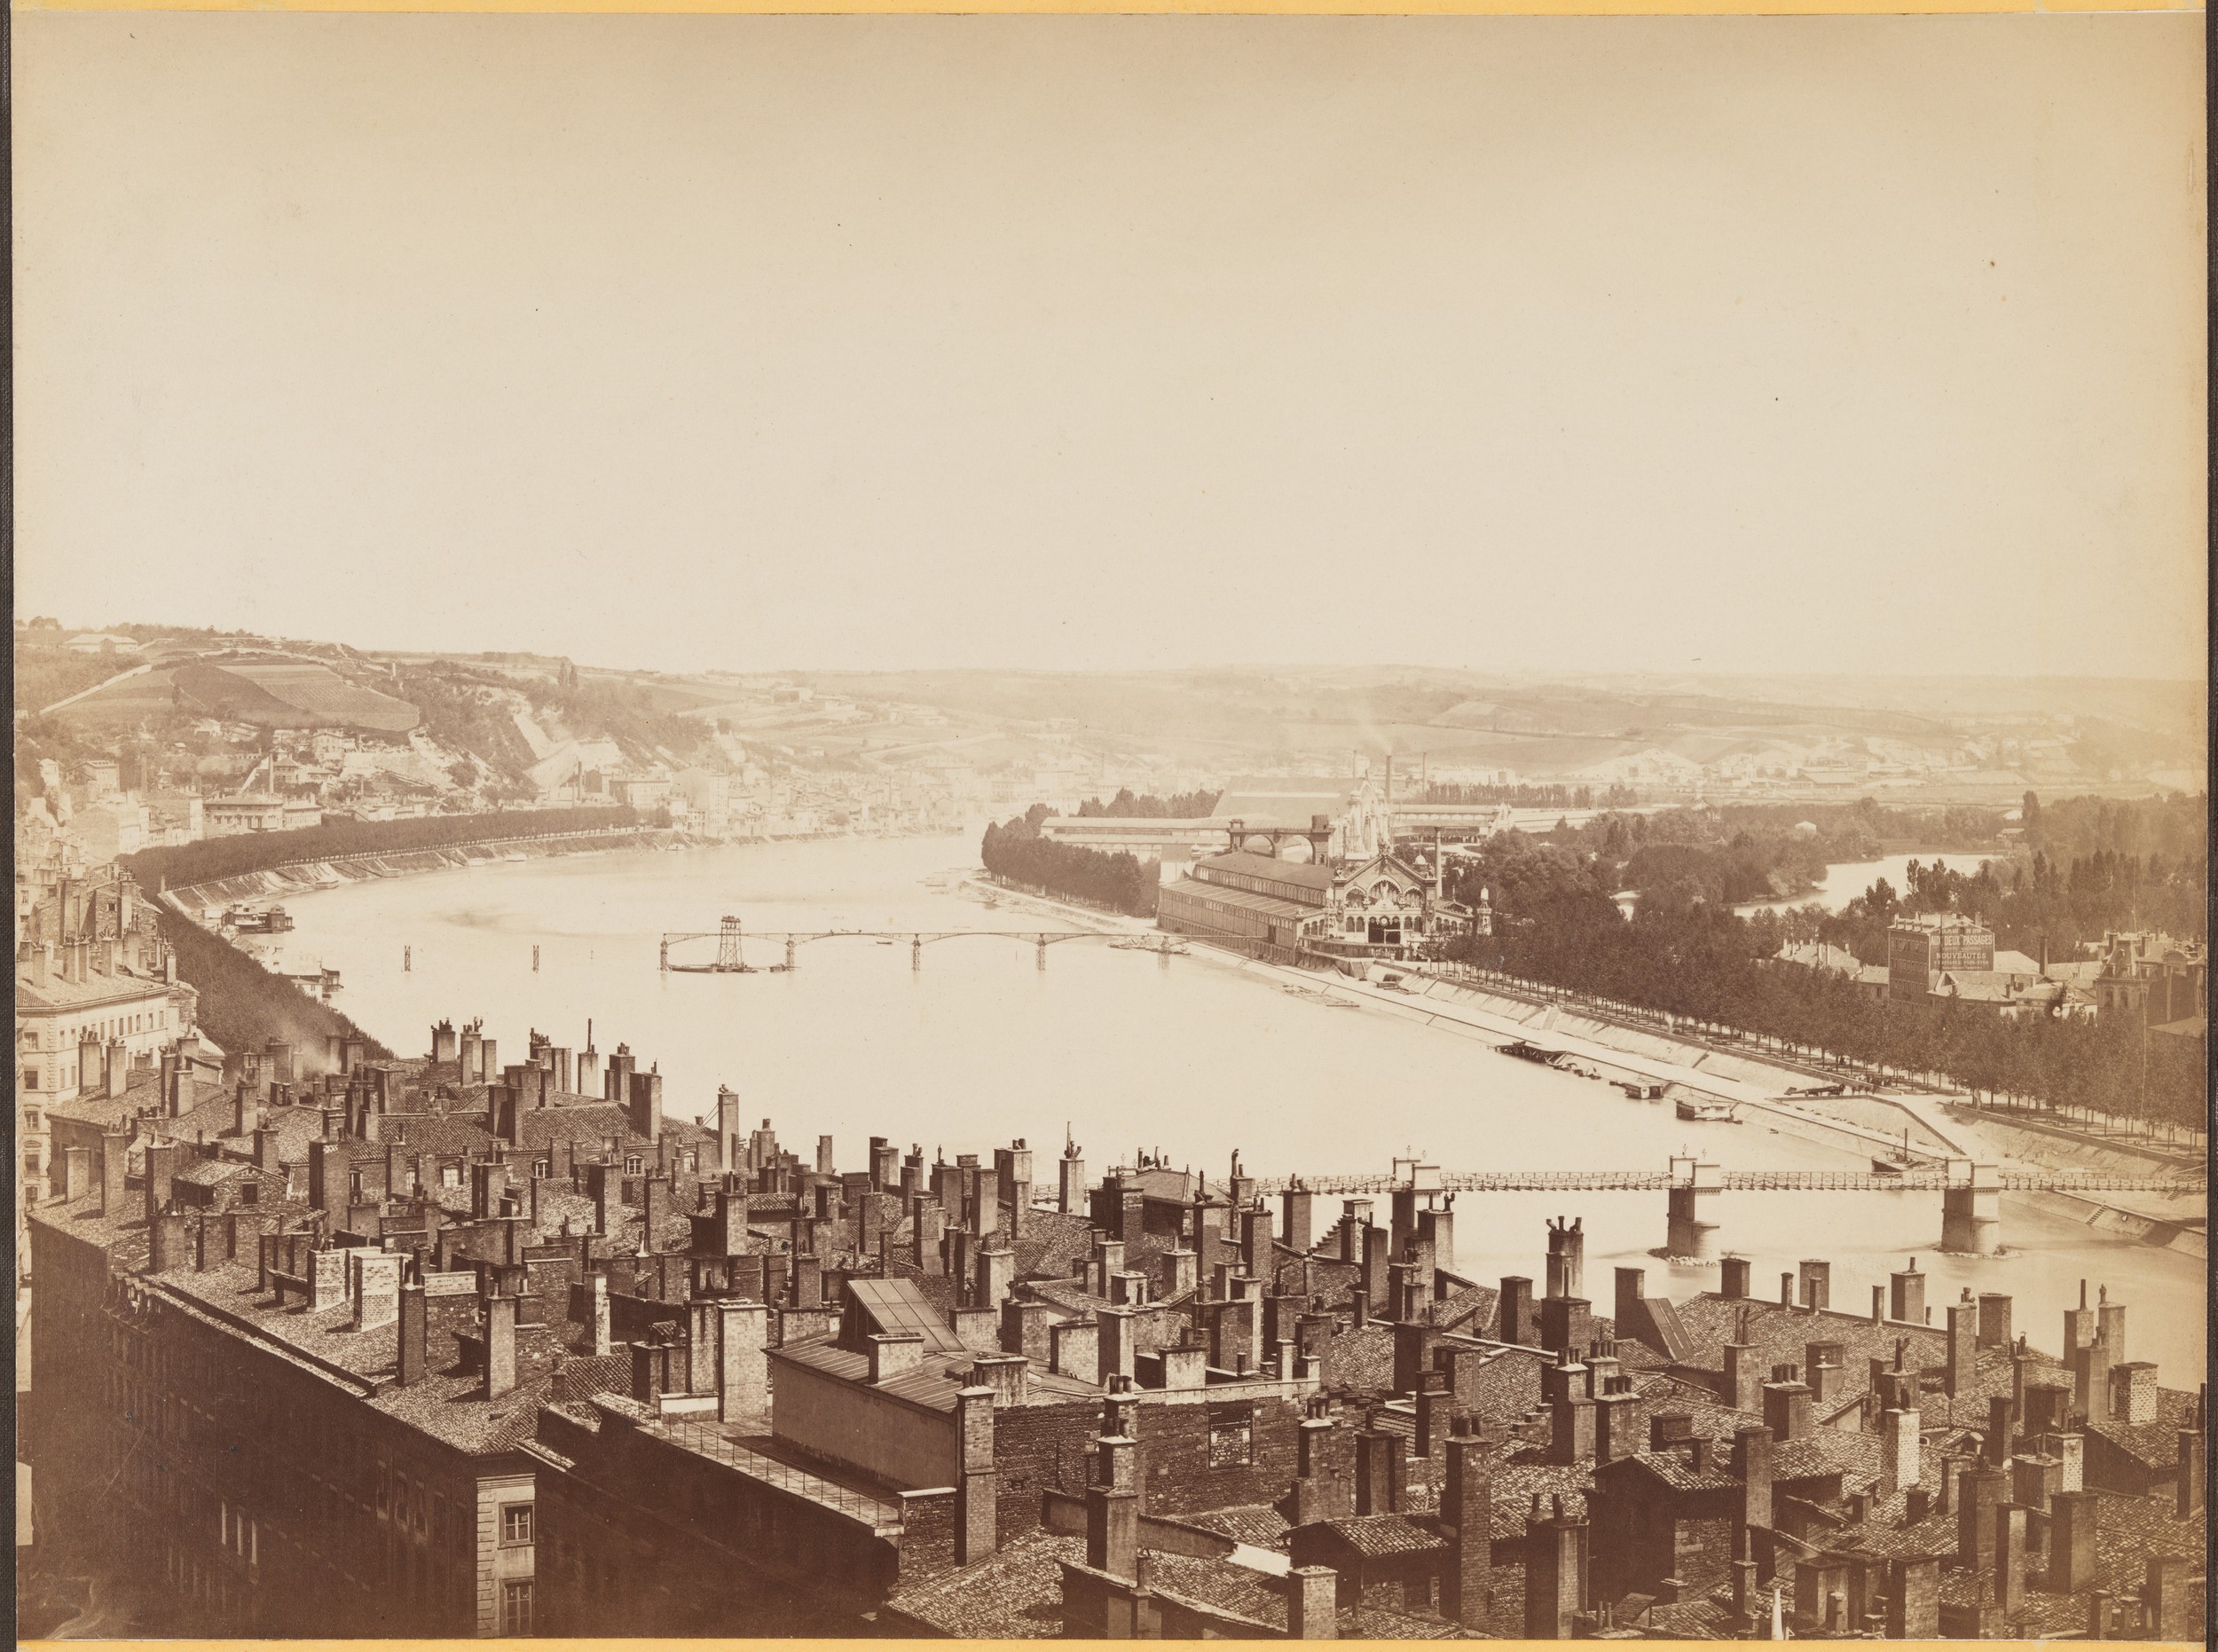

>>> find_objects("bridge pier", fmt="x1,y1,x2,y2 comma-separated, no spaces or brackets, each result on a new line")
912,936,922,972
658,939,668,972
784,938,796,971
1037,937,1048,972
1939,1160,2002,1255
1665,1156,1721,1259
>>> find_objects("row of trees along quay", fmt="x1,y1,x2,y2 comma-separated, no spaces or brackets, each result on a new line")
118,807,649,1078
119,803,649,891
150,900,391,1068
979,809,1160,918
1440,792,2207,1137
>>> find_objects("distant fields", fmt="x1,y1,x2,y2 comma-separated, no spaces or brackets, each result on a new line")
57,656,422,733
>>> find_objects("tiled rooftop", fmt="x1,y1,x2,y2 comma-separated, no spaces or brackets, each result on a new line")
1312,1512,1448,1560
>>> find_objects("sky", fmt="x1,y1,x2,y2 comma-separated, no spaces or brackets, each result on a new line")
13,13,2207,681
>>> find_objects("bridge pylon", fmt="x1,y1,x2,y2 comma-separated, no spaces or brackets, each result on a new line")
1666,1156,1722,1260
1939,1160,2002,1255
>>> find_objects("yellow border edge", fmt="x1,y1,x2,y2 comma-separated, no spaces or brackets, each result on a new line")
10,0,2208,13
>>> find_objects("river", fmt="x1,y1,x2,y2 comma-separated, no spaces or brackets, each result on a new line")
1732,851,1979,916
271,833,2204,1375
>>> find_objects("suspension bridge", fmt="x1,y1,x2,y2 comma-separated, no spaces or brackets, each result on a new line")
1251,1168,2204,1196
1249,1155,2203,1259
658,914,1183,973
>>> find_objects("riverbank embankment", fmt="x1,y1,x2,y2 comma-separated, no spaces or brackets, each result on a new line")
963,875,2202,1256
161,827,681,916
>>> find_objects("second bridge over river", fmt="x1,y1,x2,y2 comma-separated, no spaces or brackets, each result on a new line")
658,915,1167,972
1247,1156,2205,1259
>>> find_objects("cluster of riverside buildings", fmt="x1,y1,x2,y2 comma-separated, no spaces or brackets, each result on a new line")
20,1009,2205,1640
13,859,210,1355
1772,916,2207,1037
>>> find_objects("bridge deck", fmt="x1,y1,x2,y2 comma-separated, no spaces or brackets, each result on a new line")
662,927,1122,944
1254,1171,2204,1195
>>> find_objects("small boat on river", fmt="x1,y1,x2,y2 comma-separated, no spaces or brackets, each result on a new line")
1871,1129,1919,1175
1675,1097,1740,1122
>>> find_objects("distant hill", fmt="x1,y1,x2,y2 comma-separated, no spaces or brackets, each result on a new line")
47,652,421,735
170,661,421,732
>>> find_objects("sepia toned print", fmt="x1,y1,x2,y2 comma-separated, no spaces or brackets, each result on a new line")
12,11,2206,1642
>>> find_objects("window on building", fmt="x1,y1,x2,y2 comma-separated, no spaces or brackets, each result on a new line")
1206,1400,1255,1467
440,1165,461,1188
502,1503,535,1545
500,1579,535,1634
22,1070,36,1090
624,1155,643,1175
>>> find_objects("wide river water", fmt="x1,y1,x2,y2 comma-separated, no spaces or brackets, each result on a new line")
275,833,2204,1375
1730,851,1970,916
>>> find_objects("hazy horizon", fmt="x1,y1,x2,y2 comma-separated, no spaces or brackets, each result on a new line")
16,12,2207,683
18,616,2212,694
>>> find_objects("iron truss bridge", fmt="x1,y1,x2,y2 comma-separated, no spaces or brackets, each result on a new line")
1252,1170,2206,1196
658,915,1174,972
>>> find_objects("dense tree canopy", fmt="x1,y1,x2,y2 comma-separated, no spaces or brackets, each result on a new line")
1443,794,2206,1129
123,804,644,890
980,815,1159,917
1074,787,1221,819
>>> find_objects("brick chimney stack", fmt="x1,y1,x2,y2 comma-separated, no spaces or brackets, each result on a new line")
1886,1557,1940,1638
1593,1377,1641,1465
1290,1412,1346,1523
1498,1276,1534,1346
1523,1494,1587,1639
1978,1291,2014,1349
1442,1431,1493,1628
1888,1258,1926,1326
626,1066,663,1143
1945,1300,1979,1397
1762,1368,1813,1442
1993,1502,2027,1614
2177,1388,2206,1516
1723,1337,1761,1412
398,1261,428,1386
1545,1215,1584,1300
484,1290,518,1400
1058,1131,1086,1214
1733,1427,1773,1559
143,1141,180,1228
98,1130,129,1218
58,1145,90,1204
955,1386,999,1564
2046,1489,2097,1592
1881,1404,1921,1497
1286,1565,1339,1640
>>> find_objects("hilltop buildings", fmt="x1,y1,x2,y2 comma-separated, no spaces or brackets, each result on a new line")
22,1014,2204,1639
